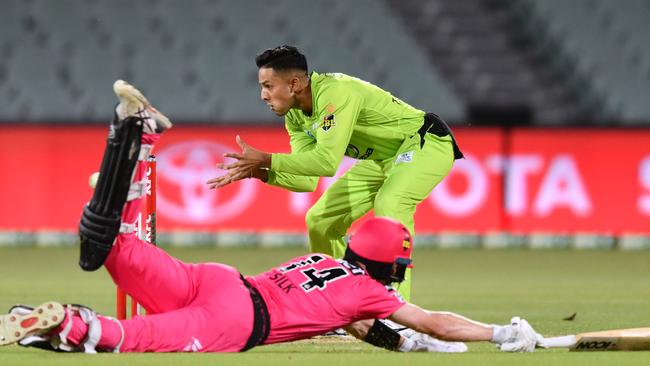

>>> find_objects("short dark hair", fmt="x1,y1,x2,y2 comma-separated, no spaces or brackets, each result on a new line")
255,45,308,73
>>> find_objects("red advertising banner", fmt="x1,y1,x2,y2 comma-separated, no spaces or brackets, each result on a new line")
0,126,648,234
506,129,650,234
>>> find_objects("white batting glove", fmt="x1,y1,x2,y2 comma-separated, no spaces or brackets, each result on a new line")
520,317,547,349
492,317,543,352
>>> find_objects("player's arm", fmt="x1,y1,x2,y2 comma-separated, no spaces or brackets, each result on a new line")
389,303,492,342
389,303,545,352
270,85,361,177
344,319,375,340
344,319,413,352
265,119,319,192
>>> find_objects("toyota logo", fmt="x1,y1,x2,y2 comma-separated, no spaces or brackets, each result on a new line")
156,140,258,224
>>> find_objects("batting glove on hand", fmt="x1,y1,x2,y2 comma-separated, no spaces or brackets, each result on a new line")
492,317,544,352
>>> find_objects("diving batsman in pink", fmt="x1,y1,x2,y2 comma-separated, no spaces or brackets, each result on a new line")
60,177,406,352
75,173,407,352
0,81,547,354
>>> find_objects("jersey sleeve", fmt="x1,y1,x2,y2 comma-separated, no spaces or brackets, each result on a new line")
355,279,407,320
266,117,319,192
270,84,362,177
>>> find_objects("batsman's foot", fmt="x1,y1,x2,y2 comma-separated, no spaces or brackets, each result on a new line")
0,302,64,346
321,328,354,339
113,80,172,133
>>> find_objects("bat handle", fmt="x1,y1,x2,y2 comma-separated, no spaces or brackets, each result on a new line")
541,335,577,348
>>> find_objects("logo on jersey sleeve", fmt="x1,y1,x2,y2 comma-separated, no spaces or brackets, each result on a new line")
320,114,336,131
395,151,414,164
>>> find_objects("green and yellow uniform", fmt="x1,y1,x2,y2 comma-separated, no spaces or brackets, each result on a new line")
267,72,460,300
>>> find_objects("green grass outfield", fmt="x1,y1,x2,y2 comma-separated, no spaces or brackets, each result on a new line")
1,246,649,366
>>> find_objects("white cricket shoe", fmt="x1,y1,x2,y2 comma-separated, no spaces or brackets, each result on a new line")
406,332,468,353
113,80,172,133
322,328,354,338
0,302,65,347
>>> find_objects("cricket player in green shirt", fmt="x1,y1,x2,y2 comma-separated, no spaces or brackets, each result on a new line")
208,45,463,301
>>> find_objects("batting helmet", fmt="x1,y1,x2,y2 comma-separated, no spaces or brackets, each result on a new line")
343,216,413,283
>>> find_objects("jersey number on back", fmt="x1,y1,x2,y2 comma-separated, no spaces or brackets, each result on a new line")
300,267,348,292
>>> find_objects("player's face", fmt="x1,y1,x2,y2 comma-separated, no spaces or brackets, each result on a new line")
258,67,295,116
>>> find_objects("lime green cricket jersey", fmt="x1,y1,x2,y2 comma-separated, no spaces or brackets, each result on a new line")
267,72,426,192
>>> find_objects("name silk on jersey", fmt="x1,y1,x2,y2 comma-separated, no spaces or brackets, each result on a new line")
245,254,406,344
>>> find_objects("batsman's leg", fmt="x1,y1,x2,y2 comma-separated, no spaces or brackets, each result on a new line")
104,140,201,314
105,230,201,314
78,80,171,271
76,81,199,313
4,302,126,353
6,263,255,352
0,302,65,348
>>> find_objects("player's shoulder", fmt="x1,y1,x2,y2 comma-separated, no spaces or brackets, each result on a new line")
384,284,406,302
284,108,300,123
347,271,405,304
275,253,335,270
285,108,313,128
366,280,406,304
313,71,363,94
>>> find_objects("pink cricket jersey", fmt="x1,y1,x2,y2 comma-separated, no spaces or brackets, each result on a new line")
245,254,406,344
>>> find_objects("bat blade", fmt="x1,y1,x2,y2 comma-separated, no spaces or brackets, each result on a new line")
544,327,650,351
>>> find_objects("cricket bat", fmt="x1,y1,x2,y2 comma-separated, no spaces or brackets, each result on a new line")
543,327,650,351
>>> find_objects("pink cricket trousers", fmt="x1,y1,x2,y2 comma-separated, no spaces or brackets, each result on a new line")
102,134,255,352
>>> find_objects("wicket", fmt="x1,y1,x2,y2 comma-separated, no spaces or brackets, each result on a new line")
116,155,157,319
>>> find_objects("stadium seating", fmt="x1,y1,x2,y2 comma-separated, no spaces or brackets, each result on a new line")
513,0,650,123
2,0,648,124
389,0,602,125
0,0,463,123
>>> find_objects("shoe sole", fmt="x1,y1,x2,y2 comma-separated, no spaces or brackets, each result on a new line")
113,80,149,107
0,302,64,346
113,80,172,130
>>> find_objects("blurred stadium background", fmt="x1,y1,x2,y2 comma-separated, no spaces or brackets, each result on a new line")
1,0,649,250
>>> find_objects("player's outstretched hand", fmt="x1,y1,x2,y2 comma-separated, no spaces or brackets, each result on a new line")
207,135,271,189
493,317,544,352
